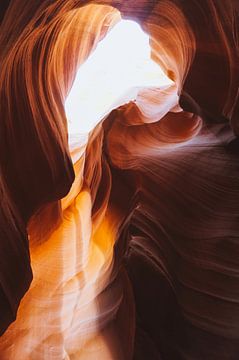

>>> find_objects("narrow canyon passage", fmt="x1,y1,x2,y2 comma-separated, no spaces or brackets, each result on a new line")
0,1,238,359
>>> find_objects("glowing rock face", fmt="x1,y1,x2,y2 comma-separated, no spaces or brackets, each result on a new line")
65,20,173,134
0,1,239,360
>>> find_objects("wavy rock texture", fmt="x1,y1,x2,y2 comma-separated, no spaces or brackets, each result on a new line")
0,1,239,359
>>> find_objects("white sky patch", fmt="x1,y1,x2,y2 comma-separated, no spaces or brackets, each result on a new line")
65,19,173,135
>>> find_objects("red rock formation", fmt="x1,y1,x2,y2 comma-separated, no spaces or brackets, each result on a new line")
0,1,238,359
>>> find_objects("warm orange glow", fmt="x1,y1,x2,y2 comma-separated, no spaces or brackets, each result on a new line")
0,1,238,359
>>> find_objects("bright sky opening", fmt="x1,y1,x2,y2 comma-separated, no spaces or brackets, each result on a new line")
65,19,173,135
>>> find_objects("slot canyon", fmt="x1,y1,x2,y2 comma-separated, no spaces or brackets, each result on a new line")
0,1,239,359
